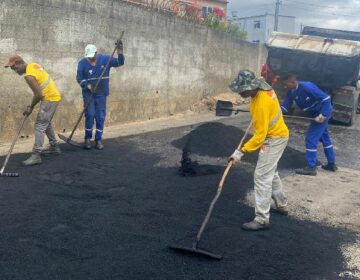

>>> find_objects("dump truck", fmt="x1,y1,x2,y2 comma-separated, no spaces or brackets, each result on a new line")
265,27,360,125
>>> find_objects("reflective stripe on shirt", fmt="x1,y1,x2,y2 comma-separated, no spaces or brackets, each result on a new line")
303,96,330,111
281,106,288,113
79,77,110,87
269,109,282,128
39,77,51,91
86,76,110,81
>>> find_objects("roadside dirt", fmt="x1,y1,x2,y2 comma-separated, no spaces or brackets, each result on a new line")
284,168,360,279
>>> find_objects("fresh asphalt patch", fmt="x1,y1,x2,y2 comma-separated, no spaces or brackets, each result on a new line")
0,120,359,280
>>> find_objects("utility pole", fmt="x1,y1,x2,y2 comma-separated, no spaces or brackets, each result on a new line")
274,0,281,31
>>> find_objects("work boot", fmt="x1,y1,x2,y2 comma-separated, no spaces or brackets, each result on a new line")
84,139,92,150
295,166,317,176
270,205,289,216
42,145,61,155
22,153,42,166
242,220,270,231
321,163,338,172
95,140,104,150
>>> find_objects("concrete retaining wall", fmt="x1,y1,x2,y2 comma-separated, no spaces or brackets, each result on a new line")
0,0,266,140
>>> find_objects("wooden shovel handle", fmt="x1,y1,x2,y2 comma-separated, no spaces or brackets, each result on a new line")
194,120,253,247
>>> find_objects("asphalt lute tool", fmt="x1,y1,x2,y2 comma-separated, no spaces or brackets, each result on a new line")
169,120,253,260
0,115,28,177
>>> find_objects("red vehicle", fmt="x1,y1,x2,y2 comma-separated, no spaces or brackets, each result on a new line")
261,63,279,85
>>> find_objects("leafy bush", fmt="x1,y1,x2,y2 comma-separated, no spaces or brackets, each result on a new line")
205,14,247,40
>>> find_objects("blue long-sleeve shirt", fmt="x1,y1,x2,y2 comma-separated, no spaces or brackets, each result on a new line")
281,81,332,118
76,53,125,96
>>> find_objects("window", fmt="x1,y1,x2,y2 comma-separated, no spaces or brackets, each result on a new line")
201,6,219,18
202,7,207,17
254,20,261,29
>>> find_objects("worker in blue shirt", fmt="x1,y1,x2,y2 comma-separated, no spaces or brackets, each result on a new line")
76,41,125,150
281,74,337,176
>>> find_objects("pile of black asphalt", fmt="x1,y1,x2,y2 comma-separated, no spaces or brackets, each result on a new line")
0,118,358,280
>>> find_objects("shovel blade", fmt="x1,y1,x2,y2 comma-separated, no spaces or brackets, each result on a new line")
58,133,83,148
216,107,233,117
169,244,222,260
216,100,235,117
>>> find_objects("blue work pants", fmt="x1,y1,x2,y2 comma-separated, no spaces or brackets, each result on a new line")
305,121,336,168
83,94,107,141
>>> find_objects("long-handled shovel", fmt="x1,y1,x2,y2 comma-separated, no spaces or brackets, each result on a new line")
215,100,250,117
0,115,28,177
169,120,253,260
216,100,315,121
58,31,125,147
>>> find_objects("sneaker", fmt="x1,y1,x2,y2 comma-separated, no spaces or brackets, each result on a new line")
321,163,338,172
84,139,92,150
95,140,104,150
270,206,289,216
295,166,317,176
241,220,270,231
22,153,42,166
42,145,61,155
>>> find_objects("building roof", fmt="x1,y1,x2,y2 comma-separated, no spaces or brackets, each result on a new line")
198,0,228,4
235,13,295,20
181,0,228,5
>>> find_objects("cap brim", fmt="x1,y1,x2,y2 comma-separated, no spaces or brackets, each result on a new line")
258,80,273,91
85,52,96,58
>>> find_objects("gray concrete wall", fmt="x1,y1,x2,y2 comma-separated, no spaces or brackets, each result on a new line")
0,0,266,140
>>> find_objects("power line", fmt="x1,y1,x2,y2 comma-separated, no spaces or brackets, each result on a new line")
283,0,341,10
281,3,360,18
232,4,274,13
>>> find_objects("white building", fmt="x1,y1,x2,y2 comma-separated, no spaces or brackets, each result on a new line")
232,13,295,44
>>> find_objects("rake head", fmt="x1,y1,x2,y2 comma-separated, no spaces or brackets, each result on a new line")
58,133,83,148
0,172,20,177
169,244,222,260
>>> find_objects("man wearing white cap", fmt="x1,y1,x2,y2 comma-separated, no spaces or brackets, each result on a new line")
76,40,124,150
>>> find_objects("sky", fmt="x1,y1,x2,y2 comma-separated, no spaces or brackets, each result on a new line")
228,0,360,33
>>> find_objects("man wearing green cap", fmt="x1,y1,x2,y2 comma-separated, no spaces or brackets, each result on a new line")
229,70,289,231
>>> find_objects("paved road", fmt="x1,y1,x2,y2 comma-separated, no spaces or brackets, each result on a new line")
0,116,359,280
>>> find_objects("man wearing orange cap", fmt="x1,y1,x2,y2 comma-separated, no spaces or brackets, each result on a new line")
5,55,62,166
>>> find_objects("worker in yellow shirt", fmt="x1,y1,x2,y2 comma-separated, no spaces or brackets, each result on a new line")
5,55,62,166
229,70,289,231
